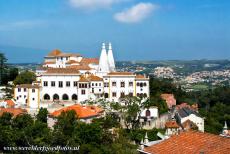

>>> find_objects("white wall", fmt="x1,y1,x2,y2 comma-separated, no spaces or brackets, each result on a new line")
181,114,204,132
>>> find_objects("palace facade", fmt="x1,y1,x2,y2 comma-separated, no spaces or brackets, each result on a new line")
14,43,149,109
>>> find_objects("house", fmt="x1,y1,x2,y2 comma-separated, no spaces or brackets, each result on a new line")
139,106,159,129
175,107,204,132
165,121,180,136
160,94,176,109
50,104,104,123
0,99,15,108
139,131,230,154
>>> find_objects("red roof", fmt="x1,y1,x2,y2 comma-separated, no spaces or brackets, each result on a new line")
51,104,104,119
161,94,176,109
5,100,15,107
165,121,179,128
0,108,27,117
143,131,230,154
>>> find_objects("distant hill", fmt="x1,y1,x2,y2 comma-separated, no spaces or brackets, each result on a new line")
0,45,49,63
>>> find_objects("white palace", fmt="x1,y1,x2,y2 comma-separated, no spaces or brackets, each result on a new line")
14,43,149,109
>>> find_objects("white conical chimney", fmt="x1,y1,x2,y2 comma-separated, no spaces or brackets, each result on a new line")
107,42,116,72
98,43,109,73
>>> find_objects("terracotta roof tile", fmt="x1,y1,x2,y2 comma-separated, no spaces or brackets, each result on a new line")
51,104,103,119
165,121,179,128
144,131,230,154
0,108,27,117
66,65,91,70
108,72,134,76
16,84,40,89
66,60,79,64
44,68,80,74
47,49,62,56
161,94,176,109
79,76,89,82
43,61,56,65
5,100,15,108
80,58,99,65
87,75,103,81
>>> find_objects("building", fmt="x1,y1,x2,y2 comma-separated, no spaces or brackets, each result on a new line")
50,104,104,123
139,131,230,154
14,43,150,109
160,94,176,109
165,121,180,136
175,107,204,132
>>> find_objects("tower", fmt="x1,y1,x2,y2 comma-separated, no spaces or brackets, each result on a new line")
107,43,116,72
98,43,110,73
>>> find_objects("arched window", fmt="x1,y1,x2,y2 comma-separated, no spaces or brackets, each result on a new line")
53,94,59,100
144,93,147,97
146,110,151,117
104,93,109,98
44,94,50,100
62,94,69,100
72,94,78,100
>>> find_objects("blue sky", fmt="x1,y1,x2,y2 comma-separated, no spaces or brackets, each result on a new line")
0,0,229,63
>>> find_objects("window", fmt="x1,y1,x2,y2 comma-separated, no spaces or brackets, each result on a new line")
144,82,147,86
92,83,94,86
51,81,55,87
99,83,101,86
44,94,50,100
81,90,86,95
120,82,125,88
44,81,48,87
62,94,69,100
61,57,63,60
24,88,27,92
66,81,70,87
137,82,140,86
129,82,133,87
59,81,63,88
24,95,26,98
104,82,109,87
74,81,78,87
140,82,143,87
32,89,35,93
112,92,116,97
18,88,21,92
129,92,133,97
99,89,101,92
120,92,125,98
32,98,35,101
104,93,109,98
112,82,116,86
92,88,94,93
95,83,98,86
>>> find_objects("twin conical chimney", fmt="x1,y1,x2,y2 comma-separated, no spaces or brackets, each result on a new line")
98,42,116,73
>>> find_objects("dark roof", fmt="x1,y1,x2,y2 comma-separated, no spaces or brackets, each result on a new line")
177,107,201,118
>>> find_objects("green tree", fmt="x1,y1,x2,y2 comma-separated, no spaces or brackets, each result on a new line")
36,108,48,123
0,53,8,85
13,71,36,85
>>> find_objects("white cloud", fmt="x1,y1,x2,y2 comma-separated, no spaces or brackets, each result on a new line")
114,2,158,23
69,0,125,10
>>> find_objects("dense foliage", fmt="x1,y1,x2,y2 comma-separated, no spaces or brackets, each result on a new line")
0,108,138,153
13,71,36,85
0,53,18,85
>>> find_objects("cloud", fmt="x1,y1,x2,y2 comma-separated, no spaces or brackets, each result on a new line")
114,2,158,23
69,0,126,10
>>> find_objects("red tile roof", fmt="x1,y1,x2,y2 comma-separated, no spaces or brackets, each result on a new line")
47,49,62,56
5,100,15,108
66,60,79,64
143,131,230,154
161,94,176,109
108,72,134,76
51,104,103,119
66,65,91,70
80,58,99,65
44,68,80,74
16,84,40,89
0,108,27,117
165,121,179,128
87,75,103,81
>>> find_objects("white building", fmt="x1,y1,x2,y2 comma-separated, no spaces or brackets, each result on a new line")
175,107,204,132
14,43,150,109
